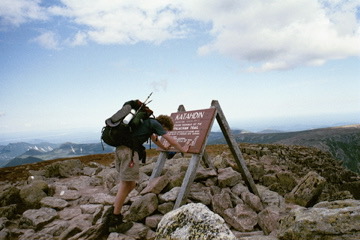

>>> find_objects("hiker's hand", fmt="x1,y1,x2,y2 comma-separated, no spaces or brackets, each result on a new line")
183,140,192,153
164,143,171,150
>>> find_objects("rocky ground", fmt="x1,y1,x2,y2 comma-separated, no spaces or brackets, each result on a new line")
0,143,360,239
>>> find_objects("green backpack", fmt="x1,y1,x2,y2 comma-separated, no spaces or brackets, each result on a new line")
101,99,153,148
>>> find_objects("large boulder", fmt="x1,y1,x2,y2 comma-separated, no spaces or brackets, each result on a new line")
156,203,236,240
20,207,57,230
285,171,326,207
126,193,158,222
278,199,360,240
45,159,83,178
19,180,49,209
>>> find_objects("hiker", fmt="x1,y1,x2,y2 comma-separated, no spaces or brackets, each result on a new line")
107,114,190,233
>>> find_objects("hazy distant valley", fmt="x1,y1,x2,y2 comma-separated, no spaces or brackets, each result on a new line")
1,125,359,173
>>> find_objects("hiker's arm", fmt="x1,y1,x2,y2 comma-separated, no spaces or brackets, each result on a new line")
161,133,190,153
151,134,169,150
151,134,189,153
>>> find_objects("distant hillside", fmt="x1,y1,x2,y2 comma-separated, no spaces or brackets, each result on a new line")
208,125,360,173
1,142,114,168
0,142,59,166
2,125,359,172
3,156,43,167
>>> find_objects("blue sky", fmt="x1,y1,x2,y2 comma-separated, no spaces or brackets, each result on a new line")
1,0,360,143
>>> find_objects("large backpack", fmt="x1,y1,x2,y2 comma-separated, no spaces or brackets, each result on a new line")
101,99,153,149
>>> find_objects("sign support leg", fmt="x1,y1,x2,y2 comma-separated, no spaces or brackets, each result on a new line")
174,154,201,209
150,152,167,180
211,100,262,202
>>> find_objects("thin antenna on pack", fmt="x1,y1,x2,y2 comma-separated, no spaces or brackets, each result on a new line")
136,92,153,114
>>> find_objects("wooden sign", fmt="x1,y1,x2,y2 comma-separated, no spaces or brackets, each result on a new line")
151,101,262,209
162,108,216,154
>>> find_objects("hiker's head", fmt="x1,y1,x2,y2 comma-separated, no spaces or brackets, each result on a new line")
156,115,174,131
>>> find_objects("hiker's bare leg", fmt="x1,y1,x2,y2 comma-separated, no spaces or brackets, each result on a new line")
113,180,136,215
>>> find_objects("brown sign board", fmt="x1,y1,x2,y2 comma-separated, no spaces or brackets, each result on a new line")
160,108,217,154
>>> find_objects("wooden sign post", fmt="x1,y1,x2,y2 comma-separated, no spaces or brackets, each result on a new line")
149,100,261,209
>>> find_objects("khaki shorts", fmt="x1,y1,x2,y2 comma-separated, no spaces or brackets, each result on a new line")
115,146,140,181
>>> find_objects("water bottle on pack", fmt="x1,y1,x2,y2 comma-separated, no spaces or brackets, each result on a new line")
123,109,136,125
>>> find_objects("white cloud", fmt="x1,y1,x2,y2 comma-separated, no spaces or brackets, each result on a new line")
150,79,168,92
0,0,47,26
194,0,360,71
49,0,189,45
32,31,60,49
2,0,360,70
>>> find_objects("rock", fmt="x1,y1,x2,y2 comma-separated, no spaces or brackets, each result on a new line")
156,203,236,240
0,185,20,207
0,204,17,219
248,161,265,181
158,202,174,214
195,166,217,181
223,203,258,232
278,199,360,240
40,197,69,210
218,167,242,187
57,189,81,200
212,189,233,217
58,207,82,220
20,207,57,230
213,155,230,170
126,193,158,222
159,187,181,202
275,171,297,192
257,207,280,235
40,219,70,237
188,183,212,206
140,175,169,195
45,159,83,178
286,171,326,207
145,214,163,229
125,222,150,239
19,180,49,209
241,191,263,212
89,193,115,205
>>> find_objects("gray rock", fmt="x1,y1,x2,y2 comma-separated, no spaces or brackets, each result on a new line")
89,193,115,205
20,207,57,230
286,171,326,207
0,204,17,219
140,175,170,195
40,197,69,210
159,187,180,202
45,159,83,178
0,185,20,207
223,203,258,232
19,180,49,209
278,199,360,240
218,167,242,187
156,203,236,240
126,193,158,222
188,183,212,206
145,214,163,229
257,207,280,235
158,202,174,215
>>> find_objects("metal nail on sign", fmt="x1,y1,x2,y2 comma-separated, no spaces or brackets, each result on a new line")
164,108,217,154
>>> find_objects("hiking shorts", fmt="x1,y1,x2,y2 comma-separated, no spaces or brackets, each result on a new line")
115,146,140,181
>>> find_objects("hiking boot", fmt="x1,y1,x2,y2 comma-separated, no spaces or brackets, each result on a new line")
108,221,134,233
108,213,133,233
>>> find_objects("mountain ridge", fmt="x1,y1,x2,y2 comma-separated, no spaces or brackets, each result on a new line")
1,124,359,173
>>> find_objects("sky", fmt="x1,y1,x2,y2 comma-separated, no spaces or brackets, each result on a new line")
1,0,360,143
